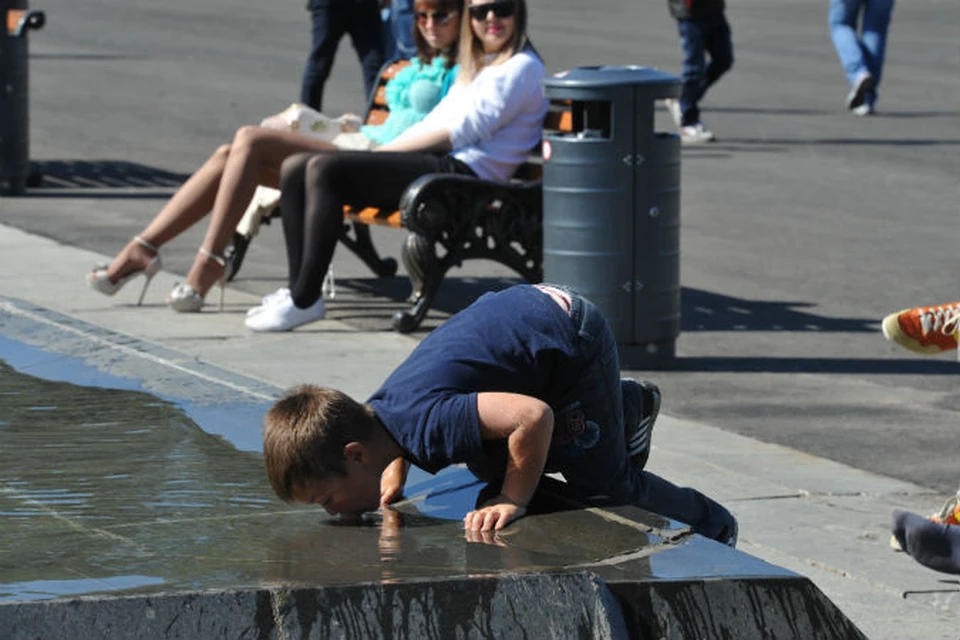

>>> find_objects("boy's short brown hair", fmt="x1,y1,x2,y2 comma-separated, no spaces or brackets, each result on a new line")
262,384,378,502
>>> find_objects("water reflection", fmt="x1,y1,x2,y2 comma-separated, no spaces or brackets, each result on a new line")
260,505,661,588
0,360,267,521
0,359,273,600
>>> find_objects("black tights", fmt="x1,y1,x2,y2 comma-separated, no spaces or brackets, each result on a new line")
278,150,469,308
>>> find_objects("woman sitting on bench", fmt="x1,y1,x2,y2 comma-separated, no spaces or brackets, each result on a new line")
86,0,463,312
246,0,548,332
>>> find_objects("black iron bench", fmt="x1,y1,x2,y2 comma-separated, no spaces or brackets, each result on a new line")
225,61,572,332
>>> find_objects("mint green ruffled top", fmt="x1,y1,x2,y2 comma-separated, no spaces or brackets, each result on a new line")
361,55,459,145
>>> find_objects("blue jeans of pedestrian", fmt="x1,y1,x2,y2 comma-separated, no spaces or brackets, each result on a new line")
301,0,385,111
544,287,737,543
676,13,733,127
828,0,895,108
390,0,417,60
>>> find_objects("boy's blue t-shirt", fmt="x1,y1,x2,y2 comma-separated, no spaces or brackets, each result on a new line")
366,285,579,474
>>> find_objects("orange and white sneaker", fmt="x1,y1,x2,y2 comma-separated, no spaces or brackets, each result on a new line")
881,302,959,354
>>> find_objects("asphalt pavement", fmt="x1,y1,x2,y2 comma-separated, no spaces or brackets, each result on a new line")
2,0,959,636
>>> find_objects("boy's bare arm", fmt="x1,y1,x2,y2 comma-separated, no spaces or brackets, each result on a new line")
466,392,554,531
380,456,410,507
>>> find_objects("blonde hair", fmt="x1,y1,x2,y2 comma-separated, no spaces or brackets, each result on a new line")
456,0,532,83
262,384,378,502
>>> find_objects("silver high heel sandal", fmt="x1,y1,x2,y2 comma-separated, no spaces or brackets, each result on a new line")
166,248,227,313
86,235,162,306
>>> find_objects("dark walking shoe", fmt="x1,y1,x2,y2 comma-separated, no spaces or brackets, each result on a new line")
846,71,874,110
622,379,661,470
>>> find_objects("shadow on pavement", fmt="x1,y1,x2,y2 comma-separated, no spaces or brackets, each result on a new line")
719,137,960,147
681,287,875,333
325,279,879,336
30,53,150,61
670,356,957,375
24,160,189,195
708,107,960,119
320,280,958,375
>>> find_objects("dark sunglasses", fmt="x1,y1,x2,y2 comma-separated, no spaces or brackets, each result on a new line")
415,9,457,26
468,1,516,20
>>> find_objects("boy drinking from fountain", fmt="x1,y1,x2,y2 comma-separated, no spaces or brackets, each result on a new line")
262,284,737,544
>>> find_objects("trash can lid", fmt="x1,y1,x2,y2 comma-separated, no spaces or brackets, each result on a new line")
545,65,678,88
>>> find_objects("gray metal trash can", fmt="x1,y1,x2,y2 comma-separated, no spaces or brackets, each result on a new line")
542,65,681,369
0,1,45,196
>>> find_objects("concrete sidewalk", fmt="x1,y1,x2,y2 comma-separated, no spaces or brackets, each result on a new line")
3,223,958,638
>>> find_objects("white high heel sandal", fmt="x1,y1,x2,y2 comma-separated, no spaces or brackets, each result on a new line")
166,248,227,313
86,235,162,306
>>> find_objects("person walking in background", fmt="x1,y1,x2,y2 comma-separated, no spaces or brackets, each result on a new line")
663,0,733,145
388,0,418,61
881,301,958,355
301,0,386,111
828,0,895,116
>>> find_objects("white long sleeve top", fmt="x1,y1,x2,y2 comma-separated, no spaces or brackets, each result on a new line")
392,48,548,183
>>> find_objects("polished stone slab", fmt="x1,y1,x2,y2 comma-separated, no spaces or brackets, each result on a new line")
0,299,866,638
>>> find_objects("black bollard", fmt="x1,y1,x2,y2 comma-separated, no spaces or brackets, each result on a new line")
0,1,45,196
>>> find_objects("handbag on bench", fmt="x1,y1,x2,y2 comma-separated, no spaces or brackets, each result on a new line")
259,102,365,143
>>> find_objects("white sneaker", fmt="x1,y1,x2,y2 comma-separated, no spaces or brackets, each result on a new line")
679,122,716,144
846,71,874,110
664,98,683,128
851,104,875,117
245,293,326,332
246,287,291,318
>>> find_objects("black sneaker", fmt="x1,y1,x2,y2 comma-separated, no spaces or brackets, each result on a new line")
622,379,661,470
719,518,738,548
846,71,874,110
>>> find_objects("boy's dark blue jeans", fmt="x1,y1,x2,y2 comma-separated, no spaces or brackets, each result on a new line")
676,13,734,126
545,287,737,544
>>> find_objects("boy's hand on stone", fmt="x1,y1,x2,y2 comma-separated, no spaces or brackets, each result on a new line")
464,527,509,547
464,495,527,531
380,483,403,507
379,457,409,507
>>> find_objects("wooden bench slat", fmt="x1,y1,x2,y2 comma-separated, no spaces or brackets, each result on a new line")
7,9,26,34
362,59,410,126
380,61,409,81
365,108,390,126
373,85,388,108
344,205,403,228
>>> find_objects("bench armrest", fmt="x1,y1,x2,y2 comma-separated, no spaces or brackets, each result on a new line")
400,173,541,236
